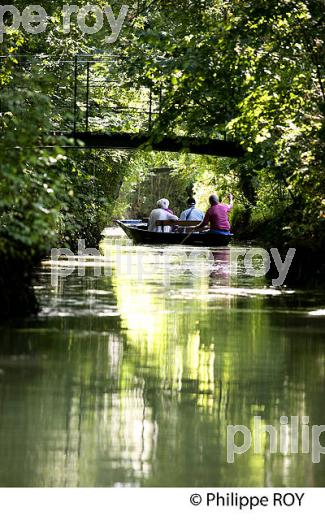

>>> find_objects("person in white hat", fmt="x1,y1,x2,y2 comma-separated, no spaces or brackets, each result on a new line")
148,199,178,232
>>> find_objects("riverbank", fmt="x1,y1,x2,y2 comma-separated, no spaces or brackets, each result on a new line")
234,212,325,287
0,251,40,320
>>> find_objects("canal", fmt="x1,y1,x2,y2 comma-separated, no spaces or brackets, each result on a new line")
0,232,324,486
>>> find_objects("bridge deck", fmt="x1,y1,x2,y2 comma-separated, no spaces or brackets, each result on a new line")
61,132,245,157
3,55,245,158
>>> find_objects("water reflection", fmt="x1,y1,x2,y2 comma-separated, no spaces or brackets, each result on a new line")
0,234,325,486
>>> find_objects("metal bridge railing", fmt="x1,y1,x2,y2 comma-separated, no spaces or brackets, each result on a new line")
0,54,163,135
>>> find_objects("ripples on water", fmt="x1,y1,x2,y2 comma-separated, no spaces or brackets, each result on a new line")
0,230,324,487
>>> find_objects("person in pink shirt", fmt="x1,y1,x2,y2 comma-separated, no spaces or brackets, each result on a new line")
195,194,234,234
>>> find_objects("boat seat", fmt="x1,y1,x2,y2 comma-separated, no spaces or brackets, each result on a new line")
155,220,203,232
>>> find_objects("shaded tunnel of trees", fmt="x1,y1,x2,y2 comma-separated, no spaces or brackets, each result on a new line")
0,0,324,318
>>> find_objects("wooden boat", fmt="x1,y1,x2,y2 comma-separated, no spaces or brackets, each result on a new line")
116,220,232,247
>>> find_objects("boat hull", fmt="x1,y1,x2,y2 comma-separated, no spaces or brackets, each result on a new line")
116,221,232,247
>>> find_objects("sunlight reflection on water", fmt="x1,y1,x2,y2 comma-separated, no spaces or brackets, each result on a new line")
0,235,324,487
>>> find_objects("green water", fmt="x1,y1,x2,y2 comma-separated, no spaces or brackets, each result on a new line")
0,234,325,487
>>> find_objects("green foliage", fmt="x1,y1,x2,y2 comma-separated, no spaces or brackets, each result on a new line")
116,0,324,245
57,149,130,250
0,13,132,316
117,150,241,218
0,72,67,256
